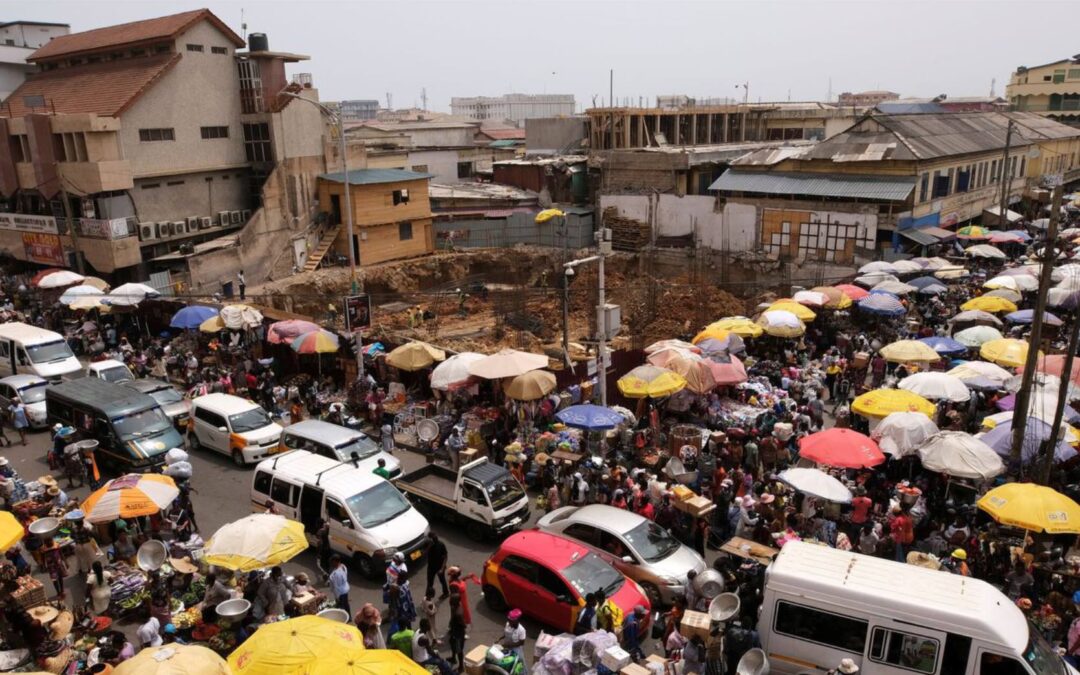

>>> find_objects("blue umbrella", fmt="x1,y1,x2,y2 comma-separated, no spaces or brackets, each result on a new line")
918,336,967,357
980,416,1077,465
169,305,219,329
857,294,906,317
1005,309,1063,326
908,276,942,290
555,404,625,430
1003,229,1032,242
869,288,899,297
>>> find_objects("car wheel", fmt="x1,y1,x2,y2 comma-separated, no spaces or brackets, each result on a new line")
231,448,245,467
482,584,507,611
640,581,663,609
354,553,376,579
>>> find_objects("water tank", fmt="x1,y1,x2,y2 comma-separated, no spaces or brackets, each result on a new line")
248,32,269,52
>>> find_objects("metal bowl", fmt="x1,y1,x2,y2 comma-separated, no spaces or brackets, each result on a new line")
736,648,769,675
691,568,725,600
136,540,167,572
316,608,349,623
28,517,60,540
216,598,251,622
708,592,740,623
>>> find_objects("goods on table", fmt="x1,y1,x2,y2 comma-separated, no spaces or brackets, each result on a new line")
107,561,148,613
171,606,202,630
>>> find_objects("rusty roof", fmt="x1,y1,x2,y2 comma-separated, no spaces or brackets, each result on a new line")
1,53,180,117
29,9,243,62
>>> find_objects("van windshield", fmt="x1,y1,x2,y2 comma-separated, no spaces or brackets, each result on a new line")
488,473,525,510
346,481,411,529
25,340,74,364
112,407,171,439
336,435,380,460
1025,625,1064,675
229,407,271,433
17,383,47,404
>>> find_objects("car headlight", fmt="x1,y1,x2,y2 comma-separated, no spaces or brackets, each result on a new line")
491,517,507,528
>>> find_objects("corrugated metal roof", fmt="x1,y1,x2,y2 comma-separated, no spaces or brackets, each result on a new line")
921,227,957,240
709,170,916,201
900,229,939,246
319,169,433,185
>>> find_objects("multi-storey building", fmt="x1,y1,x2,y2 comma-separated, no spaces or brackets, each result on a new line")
838,90,899,107
338,99,380,122
0,20,70,100
1007,56,1080,127
451,94,575,124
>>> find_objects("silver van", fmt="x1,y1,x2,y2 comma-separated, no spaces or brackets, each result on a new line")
278,420,400,478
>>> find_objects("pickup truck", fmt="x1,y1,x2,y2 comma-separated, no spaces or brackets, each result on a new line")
395,458,530,540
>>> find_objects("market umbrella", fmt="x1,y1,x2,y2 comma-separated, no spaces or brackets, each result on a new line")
429,352,485,391
58,284,104,306
791,290,829,307
205,514,309,572
0,511,23,552
30,267,65,286
979,417,1078,465
870,412,939,458
386,341,446,371
984,288,1023,303
81,474,179,524
647,346,700,369
221,304,264,330
917,432,1004,480
170,305,219,330
872,280,917,295
810,286,853,309
934,266,970,280
468,348,548,379
957,225,989,239
918,336,968,357
980,338,1039,368
104,282,161,307
82,276,110,291
655,352,723,394
766,300,816,322
880,340,941,363
778,468,852,503
1037,354,1080,387
36,270,85,289
705,316,763,338
291,330,339,354
834,284,869,301
965,244,1007,259
1006,309,1063,326
798,428,885,468
228,615,366,675
989,232,1025,245
891,260,925,275
556,404,625,430
855,272,898,288
858,261,898,275
919,284,949,295
995,390,1080,424
691,324,732,344
335,650,431,675
950,310,1004,328
908,276,943,290
503,370,557,401
69,295,108,312
983,275,1021,291
199,316,226,333
1048,287,1080,310
852,388,935,419
948,360,1013,386
707,353,748,386
857,293,906,317
1003,230,1033,243
977,484,1080,534
644,339,700,354
899,372,970,402
756,310,805,338
268,320,322,344
961,296,1017,314
696,334,746,356
617,365,687,399
115,644,230,675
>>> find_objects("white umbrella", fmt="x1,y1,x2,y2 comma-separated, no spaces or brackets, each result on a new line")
872,280,917,295
950,310,1004,327
855,272,898,288
220,304,264,330
204,514,308,572
105,282,161,307
891,260,925,274
965,244,1007,260
644,339,700,354
871,412,939,458
935,266,970,280
917,431,1005,481
467,348,548,380
1004,373,1080,401
430,352,486,390
923,257,953,270
858,261,898,275
791,290,829,307
58,284,104,306
777,468,852,504
952,326,1004,348
898,372,970,402
984,275,1020,291
37,270,85,289
948,361,1013,386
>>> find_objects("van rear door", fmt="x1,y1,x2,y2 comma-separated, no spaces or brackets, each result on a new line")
268,476,299,521
865,623,950,675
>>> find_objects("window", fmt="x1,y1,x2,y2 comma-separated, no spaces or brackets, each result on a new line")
956,167,970,193
1010,156,1018,178
979,654,1027,675
773,601,868,653
195,407,225,427
1053,70,1066,84
242,122,273,162
398,221,413,241
16,135,30,162
536,565,573,599
931,171,949,199
186,43,204,52
211,46,228,55
141,183,160,190
869,627,939,673
139,128,175,142
9,135,25,163
500,555,537,582
253,471,272,495
392,189,410,205
918,173,929,202
1019,156,1026,177
457,161,474,179
51,132,87,162
270,478,296,507
599,530,630,559
154,44,170,54
991,160,999,181
326,498,350,525
166,180,184,186
1069,69,1080,80
200,126,229,139
461,482,485,504
564,523,600,545
411,165,428,173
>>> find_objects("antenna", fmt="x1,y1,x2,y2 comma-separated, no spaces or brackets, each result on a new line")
827,76,833,103
421,87,428,111
990,77,997,97
240,8,246,42
386,92,393,110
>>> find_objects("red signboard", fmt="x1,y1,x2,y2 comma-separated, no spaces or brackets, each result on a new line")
22,232,66,266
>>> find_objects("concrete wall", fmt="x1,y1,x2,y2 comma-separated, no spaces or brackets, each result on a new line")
405,149,462,183
433,210,594,249
524,117,587,154
271,92,326,160
131,168,251,224
598,194,757,252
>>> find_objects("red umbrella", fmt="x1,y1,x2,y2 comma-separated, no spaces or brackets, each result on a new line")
835,284,869,301
267,320,322,344
705,355,747,386
799,428,885,468
30,267,66,286
1037,354,1080,387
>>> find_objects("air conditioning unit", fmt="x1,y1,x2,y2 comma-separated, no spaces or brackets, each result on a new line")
217,211,231,227
156,221,173,238
229,210,242,225
172,220,186,236
241,209,251,222
186,216,199,232
199,216,213,230
138,222,158,241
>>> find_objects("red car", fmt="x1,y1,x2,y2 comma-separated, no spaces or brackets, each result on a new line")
482,530,651,633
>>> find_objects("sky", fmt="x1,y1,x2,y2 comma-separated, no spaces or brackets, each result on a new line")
11,0,1077,112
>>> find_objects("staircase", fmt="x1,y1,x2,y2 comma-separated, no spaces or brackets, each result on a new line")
303,224,342,273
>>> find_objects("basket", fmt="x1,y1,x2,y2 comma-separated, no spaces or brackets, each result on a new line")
12,577,46,609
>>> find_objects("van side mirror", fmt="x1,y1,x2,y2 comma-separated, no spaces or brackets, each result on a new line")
217,426,228,433
557,594,574,604
621,555,634,564
339,519,352,529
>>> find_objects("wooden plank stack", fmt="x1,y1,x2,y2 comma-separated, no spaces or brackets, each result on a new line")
603,207,651,251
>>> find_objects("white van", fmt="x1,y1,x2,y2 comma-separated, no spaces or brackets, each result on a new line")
87,359,134,383
251,449,430,578
189,393,282,466
0,323,81,382
279,420,401,478
760,541,1075,675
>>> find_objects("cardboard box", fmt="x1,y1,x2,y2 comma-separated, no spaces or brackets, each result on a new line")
534,631,572,658
602,645,632,671
645,654,669,668
673,495,714,517
680,609,711,640
621,665,651,675
464,644,488,675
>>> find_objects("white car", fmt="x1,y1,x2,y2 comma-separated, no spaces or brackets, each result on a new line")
0,374,49,428
189,393,282,466
86,359,134,383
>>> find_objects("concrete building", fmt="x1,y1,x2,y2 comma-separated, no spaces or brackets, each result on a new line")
838,90,899,107
524,116,587,155
1008,56,1080,126
317,168,434,266
0,9,325,279
338,99,379,122
0,21,70,101
451,94,575,124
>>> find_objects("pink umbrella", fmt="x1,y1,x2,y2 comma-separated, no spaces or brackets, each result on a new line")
267,320,322,344
705,355,748,386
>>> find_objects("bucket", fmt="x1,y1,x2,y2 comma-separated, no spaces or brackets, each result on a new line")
670,424,704,454
317,608,349,623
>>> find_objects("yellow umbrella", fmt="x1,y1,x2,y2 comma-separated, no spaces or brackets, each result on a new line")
980,338,1040,368
617,365,687,399
756,310,805,338
879,340,942,363
324,650,430,675
852,388,935,419
204,514,309,572
386,341,446,371
116,644,230,675
200,316,226,333
692,325,730,344
978,483,1080,534
650,352,717,395
228,616,366,675
811,286,853,309
961,296,1018,313
503,370,557,401
767,300,816,322
69,296,108,311
534,208,565,224
0,511,23,552
707,317,763,338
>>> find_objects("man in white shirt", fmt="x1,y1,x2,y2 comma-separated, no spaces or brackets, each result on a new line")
137,615,163,648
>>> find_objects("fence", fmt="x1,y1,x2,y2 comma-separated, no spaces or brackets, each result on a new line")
433,210,594,250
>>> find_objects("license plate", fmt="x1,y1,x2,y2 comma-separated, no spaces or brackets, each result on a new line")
410,550,422,561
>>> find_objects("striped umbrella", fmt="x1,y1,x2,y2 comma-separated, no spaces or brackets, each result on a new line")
268,320,322,344
82,474,179,524
857,293,906,317
834,284,869,301
291,330,340,354
205,514,308,572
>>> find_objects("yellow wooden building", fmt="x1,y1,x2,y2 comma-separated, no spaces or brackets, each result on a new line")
317,168,435,266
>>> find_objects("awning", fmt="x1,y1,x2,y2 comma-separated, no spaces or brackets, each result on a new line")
922,227,956,241
983,206,1023,223
709,170,916,201
899,229,939,246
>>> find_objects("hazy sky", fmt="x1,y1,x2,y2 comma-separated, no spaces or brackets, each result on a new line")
13,0,1076,111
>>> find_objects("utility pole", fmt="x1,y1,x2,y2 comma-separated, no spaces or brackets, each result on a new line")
1011,184,1062,469
597,226,610,407
1039,186,1070,484
997,119,1014,227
